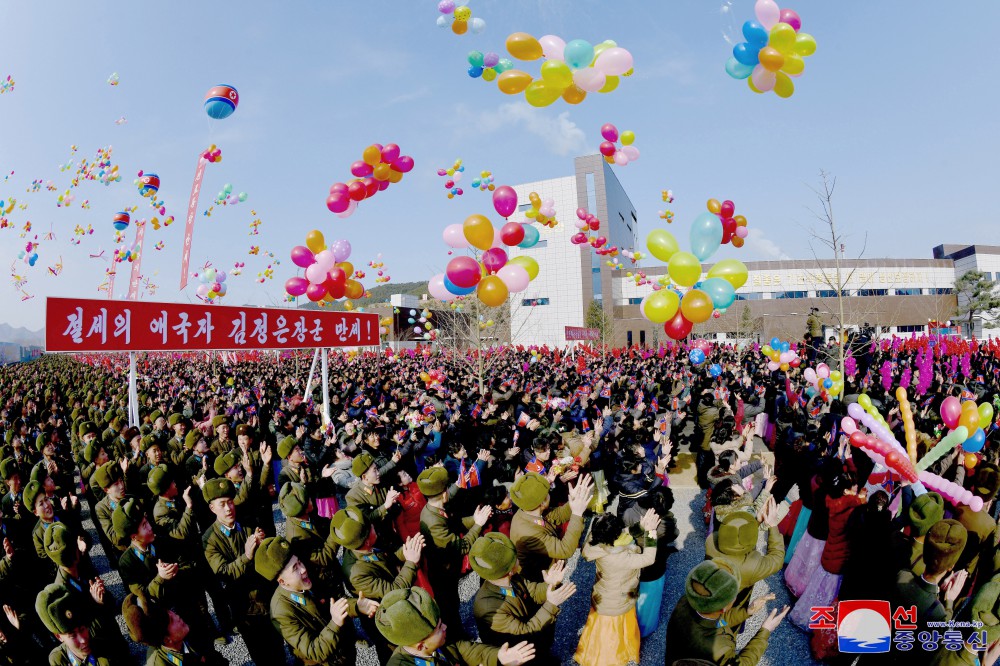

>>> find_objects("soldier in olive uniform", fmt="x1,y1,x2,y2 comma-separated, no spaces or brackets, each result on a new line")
166,414,189,467
122,592,227,666
92,460,130,567
209,415,234,459
278,482,346,599
213,446,273,533
34,583,117,666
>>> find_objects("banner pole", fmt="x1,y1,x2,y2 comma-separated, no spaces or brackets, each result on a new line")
320,348,330,426
304,348,320,398
128,351,138,427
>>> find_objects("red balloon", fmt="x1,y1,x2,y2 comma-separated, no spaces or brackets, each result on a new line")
721,217,736,243
571,232,588,245
393,156,415,173
285,277,308,297
500,222,525,246
849,432,868,449
328,267,346,284
363,177,379,198
884,450,905,470
378,179,390,191
663,311,693,340
720,200,735,218
789,357,801,368
588,217,600,231
329,182,349,194
599,141,616,157
306,283,327,302
326,280,346,300
347,181,367,201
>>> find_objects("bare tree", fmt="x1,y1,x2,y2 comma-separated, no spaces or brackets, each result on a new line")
736,303,763,343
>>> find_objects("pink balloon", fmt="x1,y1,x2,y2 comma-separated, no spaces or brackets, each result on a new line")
497,263,530,293
446,256,481,288
735,226,749,239
803,368,817,383
290,246,316,269
337,199,358,218
755,0,781,29
314,250,336,272
427,273,453,301
482,247,508,273
576,208,589,220
491,227,505,250
816,363,830,379
196,284,209,298
594,47,633,76
326,191,350,214
538,34,566,61
940,396,962,430
613,151,628,166
970,496,985,512
393,156,415,173
377,180,390,191
573,68,606,93
751,65,776,92
571,232,588,245
492,186,518,218
621,145,640,161
305,263,328,284
350,161,373,178
306,283,327,302
443,224,468,248
600,123,619,142
779,8,802,31
329,182,349,195
767,361,780,371
841,417,857,435
381,144,401,164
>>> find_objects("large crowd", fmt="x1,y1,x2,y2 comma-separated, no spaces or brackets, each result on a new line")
0,332,998,666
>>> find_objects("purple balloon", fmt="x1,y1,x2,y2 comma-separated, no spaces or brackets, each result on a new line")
331,239,352,263
290,246,316,268
847,403,866,422
483,52,500,68
482,247,508,273
492,185,518,218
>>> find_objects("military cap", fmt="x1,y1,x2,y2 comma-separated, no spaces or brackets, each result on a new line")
122,592,168,647
714,512,760,557
254,536,295,582
23,480,44,513
279,482,308,519
213,450,240,477
351,452,375,478
971,575,1000,643
510,472,551,511
417,467,449,497
203,477,236,504
149,410,164,424
685,560,741,614
908,492,944,537
972,463,1000,503
235,424,252,438
184,430,203,450
375,587,441,647
147,464,172,496
42,522,79,569
211,415,228,429
923,519,968,575
0,457,18,481
469,533,518,581
329,506,369,551
35,583,87,635
112,498,145,544
277,436,299,460
83,439,105,464
167,413,184,428
93,460,122,490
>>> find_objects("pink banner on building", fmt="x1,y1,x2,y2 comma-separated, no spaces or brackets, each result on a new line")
565,326,601,341
127,220,146,300
179,157,208,290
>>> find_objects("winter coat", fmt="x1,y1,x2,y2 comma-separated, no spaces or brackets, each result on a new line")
820,494,864,574
581,537,657,617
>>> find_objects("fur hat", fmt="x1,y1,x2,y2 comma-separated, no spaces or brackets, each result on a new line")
973,464,1000,503
277,436,299,460
971,575,1000,643
211,415,228,429
93,460,123,490
35,583,87,635
510,472,550,511
83,439,105,464
203,477,236,504
375,587,441,647
149,410,163,424
469,533,518,581
167,413,184,428
147,464,172,496
685,560,741,614
713,512,759,557
122,593,168,646
235,424,252,438
112,498,145,545
908,492,944,537
78,421,98,438
42,522,78,569
329,506,369,551
23,480,44,514
278,482,308,519
254,536,294,582
351,452,375,478
214,450,240,477
417,467,449,497
184,430,203,450
923,519,968,576
139,435,159,453
0,457,18,481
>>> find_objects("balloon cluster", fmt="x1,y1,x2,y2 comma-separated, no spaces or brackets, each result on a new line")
149,215,174,230
497,34,634,107
420,366,446,386
56,190,75,208
0,76,14,94
657,210,674,224
113,245,137,263
285,230,364,303
467,51,513,82
436,0,484,35
368,258,391,284
598,124,639,166
73,146,121,186
524,192,557,228
17,242,39,266
471,170,495,192
802,362,844,397
707,199,749,248
570,207,614,255
408,310,439,343
620,249,643,264
438,159,465,198
135,171,169,216
214,183,248,206
107,72,119,86
112,211,130,231
688,339,712,366
202,144,223,163
204,84,239,120
193,264,229,302
940,395,992,456
327,143,414,218
662,190,674,203
154,241,165,251
642,223,748,339
257,266,275,284
725,0,817,98
73,224,94,238
761,337,803,373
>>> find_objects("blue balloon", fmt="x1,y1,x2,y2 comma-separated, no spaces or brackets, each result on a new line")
708,363,722,378
689,349,706,366
564,39,595,70
702,277,736,310
823,379,833,389
468,66,484,78
964,428,986,453
443,276,475,296
725,57,754,80
518,224,540,249
780,341,791,353
690,212,723,262
732,42,760,66
770,337,781,348
742,20,769,45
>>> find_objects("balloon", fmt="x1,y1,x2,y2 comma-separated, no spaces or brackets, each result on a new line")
620,130,635,146
290,246,316,269
506,33,543,60
841,417,857,435
463,214,495,251
701,277,736,310
482,247,508,273
668,252,701,288
204,84,239,120
707,259,748,290
335,261,354,277
561,85,587,105
497,263,530,293
500,222,525,246
795,33,817,57
758,46,784,72
754,0,780,29
646,229,680,262
689,349,706,366
497,70,533,94
940,396,962,430
726,57,755,80
751,65,776,92
540,60,573,89
600,123,619,142
492,186,519,218
681,290,714,324
477,275,509,307
285,277,308,297
446,256,482,288
690,212,724,261
663,311,693,341
443,223,468,248
524,80,561,107
518,223,540,248
964,428,987,454
305,283,327,302
330,240,352,263
508,255,539,281
594,47,633,76
709,364,722,378
979,403,995,430
779,8,802,31
428,273,452,301
959,403,981,433
444,275,476,296
733,42,761,67
563,39,595,70
344,279,364,300
642,290,680,324
773,72,795,99
573,68,606,93
539,34,566,61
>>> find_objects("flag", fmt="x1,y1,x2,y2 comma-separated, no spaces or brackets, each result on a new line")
516,412,530,428
650,396,659,414
581,418,591,432
351,394,364,407
470,404,482,420
421,403,435,416
365,407,379,421
809,403,823,418
600,386,611,399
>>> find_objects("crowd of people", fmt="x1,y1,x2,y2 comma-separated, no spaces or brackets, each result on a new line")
0,333,998,665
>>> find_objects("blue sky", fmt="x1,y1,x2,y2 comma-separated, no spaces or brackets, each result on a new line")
1,1,998,330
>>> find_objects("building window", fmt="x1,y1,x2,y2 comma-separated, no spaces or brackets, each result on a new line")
631,211,637,223
517,203,531,212
775,291,807,299
532,240,548,249
896,325,924,333
639,330,646,345
735,293,763,301
592,267,601,274
816,289,850,298
521,298,550,306
894,288,922,296
931,288,953,295
627,331,633,346
627,297,643,305
858,289,889,297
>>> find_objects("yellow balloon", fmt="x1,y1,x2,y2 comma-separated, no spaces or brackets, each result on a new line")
668,252,701,288
642,290,680,324
598,75,619,93
646,229,680,263
336,261,354,277
774,72,795,99
362,144,381,167
497,70,533,95
707,259,748,290
858,394,872,411
505,32,543,61
524,80,561,107
305,229,326,254
508,255,539,281
529,192,541,208
388,168,403,183
540,60,573,89
372,163,392,181
477,275,509,307
781,54,805,76
794,33,817,57
463,214,495,251
561,85,587,105
620,130,635,146
769,23,797,55
681,289,714,324
482,68,497,82
706,199,722,214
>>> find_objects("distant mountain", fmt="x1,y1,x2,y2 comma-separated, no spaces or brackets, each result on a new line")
0,323,44,346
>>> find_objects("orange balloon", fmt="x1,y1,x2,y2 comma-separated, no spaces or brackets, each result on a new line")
732,236,745,248
959,402,980,432
758,46,785,72
344,279,364,300
505,32,543,60
477,275,509,307
336,261,354,277
463,214,495,251
388,168,403,183
451,19,468,35
362,145,381,167
561,85,586,105
681,289,714,324
734,215,747,226
497,70,533,95
965,453,979,470
707,199,721,215
372,163,391,181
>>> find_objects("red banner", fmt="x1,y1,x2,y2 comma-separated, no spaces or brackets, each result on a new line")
565,326,601,341
180,157,207,290
127,220,146,300
45,297,380,352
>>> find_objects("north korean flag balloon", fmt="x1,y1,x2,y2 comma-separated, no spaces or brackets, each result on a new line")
112,211,130,231
204,84,239,120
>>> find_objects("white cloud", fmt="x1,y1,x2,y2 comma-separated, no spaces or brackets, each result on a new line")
462,102,587,156
745,228,792,260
